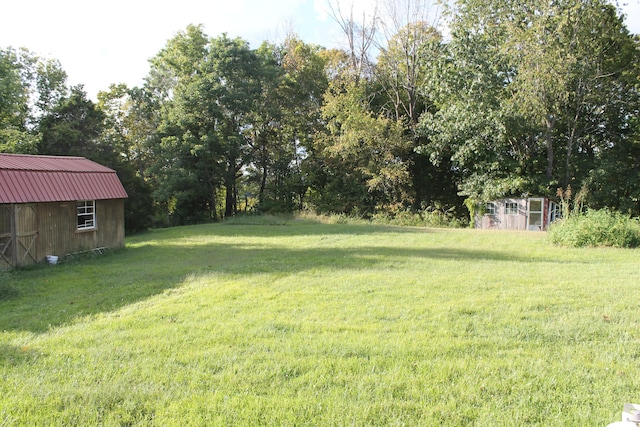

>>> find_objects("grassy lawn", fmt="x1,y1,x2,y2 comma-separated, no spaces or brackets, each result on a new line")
1,219,639,426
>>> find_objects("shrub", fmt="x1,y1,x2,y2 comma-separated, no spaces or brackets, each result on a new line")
371,207,466,228
294,208,467,228
548,209,640,248
223,213,291,226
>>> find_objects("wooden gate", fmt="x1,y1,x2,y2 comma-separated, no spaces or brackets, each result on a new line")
16,204,38,266
0,204,38,269
0,205,11,269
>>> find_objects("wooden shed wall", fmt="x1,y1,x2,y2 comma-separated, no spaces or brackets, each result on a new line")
475,199,528,230
0,199,125,268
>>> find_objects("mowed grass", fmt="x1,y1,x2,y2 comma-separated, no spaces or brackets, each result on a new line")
1,220,639,426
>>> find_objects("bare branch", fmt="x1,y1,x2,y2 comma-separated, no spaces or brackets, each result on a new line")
325,0,380,82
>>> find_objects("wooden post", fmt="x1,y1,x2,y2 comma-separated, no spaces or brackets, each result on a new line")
10,204,17,268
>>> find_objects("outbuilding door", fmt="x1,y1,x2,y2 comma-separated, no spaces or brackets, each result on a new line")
0,204,38,268
0,205,11,269
527,198,544,231
16,204,38,266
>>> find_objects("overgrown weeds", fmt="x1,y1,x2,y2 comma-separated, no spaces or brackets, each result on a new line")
253,208,466,228
548,208,640,248
223,213,293,226
370,207,466,228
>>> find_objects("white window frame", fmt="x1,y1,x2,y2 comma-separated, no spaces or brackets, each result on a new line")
485,202,496,215
505,202,518,215
77,200,96,230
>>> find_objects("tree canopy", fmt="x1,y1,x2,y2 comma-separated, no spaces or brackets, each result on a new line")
1,0,639,230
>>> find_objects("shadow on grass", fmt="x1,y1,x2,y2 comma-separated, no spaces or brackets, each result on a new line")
135,220,440,240
0,222,550,335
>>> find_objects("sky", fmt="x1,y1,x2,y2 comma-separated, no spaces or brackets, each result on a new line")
2,0,639,100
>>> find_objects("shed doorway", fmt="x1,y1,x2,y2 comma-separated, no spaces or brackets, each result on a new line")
16,204,38,266
0,205,11,269
527,198,544,231
0,204,38,269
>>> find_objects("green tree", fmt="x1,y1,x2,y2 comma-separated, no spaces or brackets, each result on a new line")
586,46,640,215
312,76,411,214
0,48,38,153
33,57,68,117
419,0,531,205
97,84,155,233
148,26,264,222
303,49,370,213
248,37,328,213
144,25,219,224
420,0,639,214
374,18,462,209
502,0,638,187
188,34,262,218
38,86,108,160
318,1,462,214
0,47,69,154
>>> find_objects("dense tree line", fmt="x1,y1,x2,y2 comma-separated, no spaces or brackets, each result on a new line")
1,0,639,232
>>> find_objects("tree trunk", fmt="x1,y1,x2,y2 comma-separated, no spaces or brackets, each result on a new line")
259,142,268,205
224,166,236,218
564,100,582,187
565,123,577,187
545,114,556,180
208,180,218,221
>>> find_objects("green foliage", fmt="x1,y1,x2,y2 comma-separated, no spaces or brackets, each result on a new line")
0,128,39,154
464,197,479,228
297,208,465,229
312,80,412,214
3,5,640,231
555,184,588,220
548,209,640,248
119,165,154,234
421,0,640,206
96,84,157,233
586,116,640,216
371,206,466,228
246,38,327,214
38,86,107,158
0,47,32,131
0,47,55,154
148,27,267,221
33,57,68,113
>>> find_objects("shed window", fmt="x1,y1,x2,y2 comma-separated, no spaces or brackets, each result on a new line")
485,202,496,215
77,200,96,230
505,202,518,215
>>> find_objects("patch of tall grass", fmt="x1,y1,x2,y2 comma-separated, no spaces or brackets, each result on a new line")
548,208,640,248
222,213,293,226
275,208,466,228
370,206,466,228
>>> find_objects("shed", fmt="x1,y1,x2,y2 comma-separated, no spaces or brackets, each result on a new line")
475,197,560,231
0,153,128,268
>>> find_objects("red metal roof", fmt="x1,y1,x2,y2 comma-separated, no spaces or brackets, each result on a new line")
0,154,128,203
